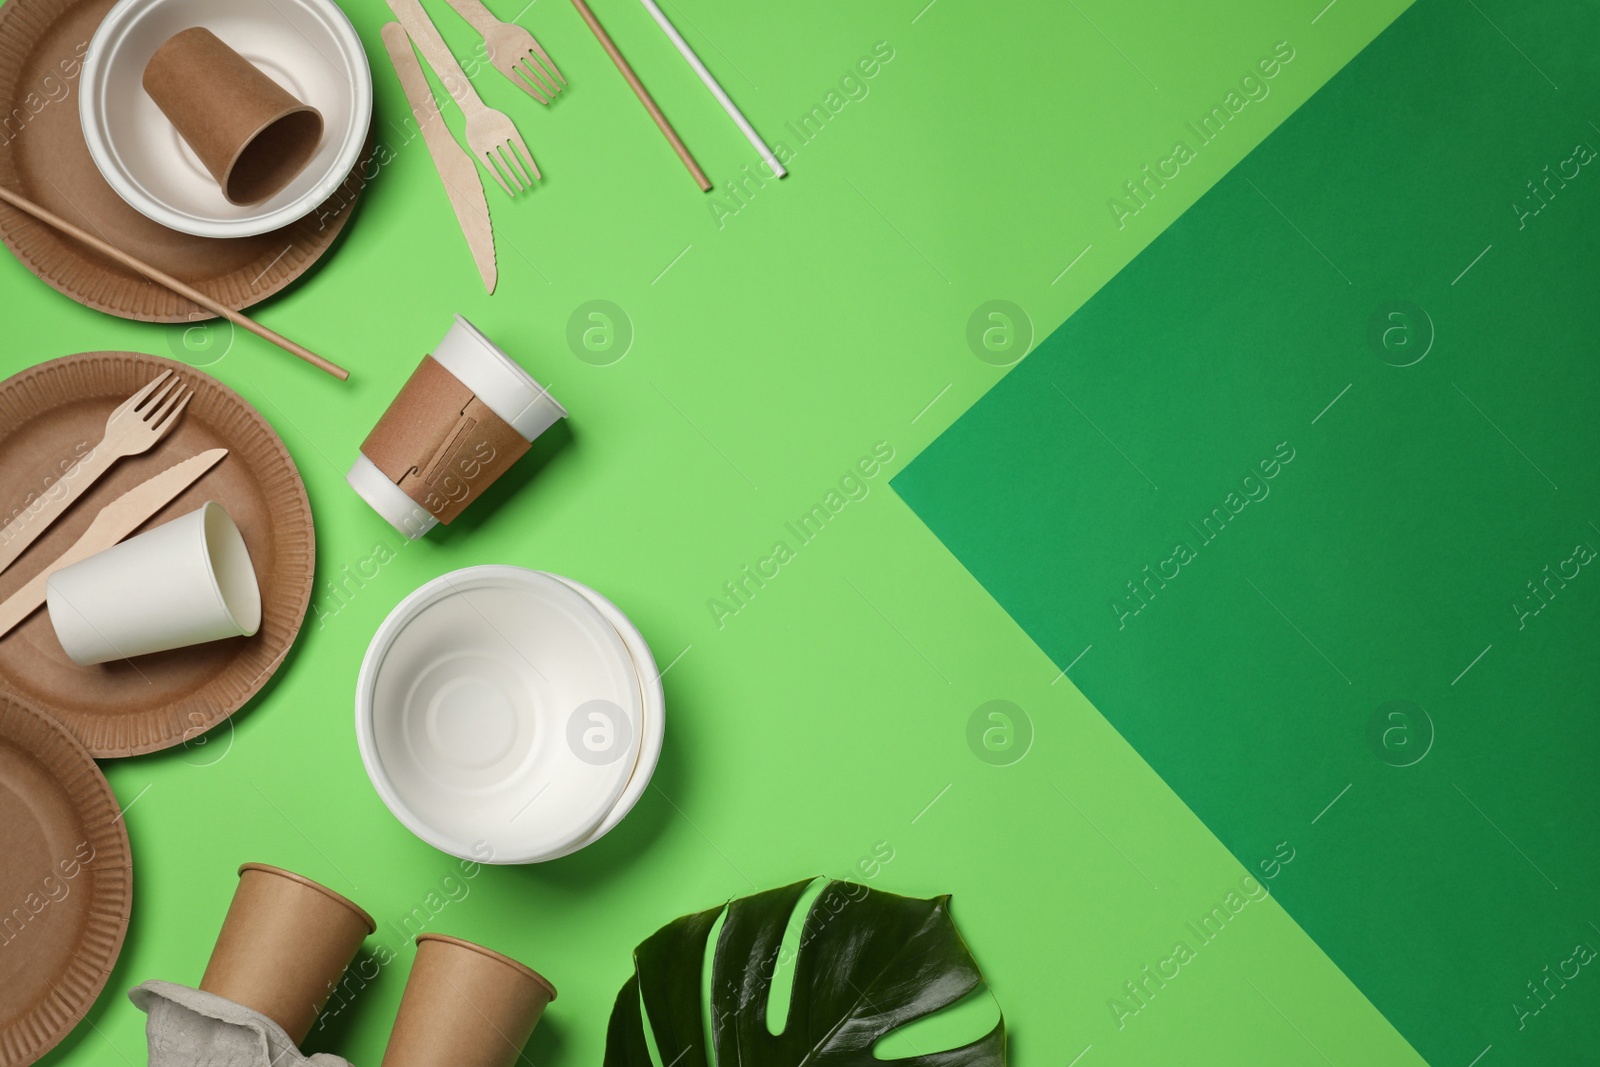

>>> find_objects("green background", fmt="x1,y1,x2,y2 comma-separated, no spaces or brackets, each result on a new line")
894,2,1600,1064
0,0,1429,1063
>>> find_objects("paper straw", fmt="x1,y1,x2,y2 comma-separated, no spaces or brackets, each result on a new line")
634,0,786,178
570,0,711,191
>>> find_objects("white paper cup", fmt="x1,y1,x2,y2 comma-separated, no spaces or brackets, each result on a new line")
47,502,262,665
347,316,567,540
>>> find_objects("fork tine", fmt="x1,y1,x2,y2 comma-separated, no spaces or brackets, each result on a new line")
520,52,559,95
529,39,564,87
503,146,533,193
116,370,172,415
509,63,551,104
500,145,533,191
509,134,541,182
149,389,192,440
139,375,180,415
481,150,515,196
147,382,189,426
497,147,528,195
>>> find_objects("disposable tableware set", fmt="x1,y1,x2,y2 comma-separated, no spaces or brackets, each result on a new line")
0,0,784,376
0,324,652,1064
377,0,781,294
34,859,543,1067
0,0,784,1060
127,863,558,1067
0,370,254,662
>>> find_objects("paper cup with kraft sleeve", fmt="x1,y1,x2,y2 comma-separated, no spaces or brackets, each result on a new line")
380,934,556,1067
142,28,325,206
346,316,567,540
198,863,376,1045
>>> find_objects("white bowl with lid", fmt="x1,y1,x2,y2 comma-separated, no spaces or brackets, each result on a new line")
537,574,664,860
356,567,645,863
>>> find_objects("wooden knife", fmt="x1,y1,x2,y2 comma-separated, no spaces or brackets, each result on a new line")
382,22,498,294
0,448,228,640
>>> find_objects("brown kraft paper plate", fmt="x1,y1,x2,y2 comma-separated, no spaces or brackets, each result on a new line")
0,352,314,757
0,0,362,323
0,693,133,1067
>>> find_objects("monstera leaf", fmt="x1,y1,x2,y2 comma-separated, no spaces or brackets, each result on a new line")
603,879,1004,1067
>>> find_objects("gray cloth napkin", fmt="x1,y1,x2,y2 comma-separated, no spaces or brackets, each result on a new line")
129,981,354,1067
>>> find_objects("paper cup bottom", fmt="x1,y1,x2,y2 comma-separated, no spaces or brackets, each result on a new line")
346,453,439,539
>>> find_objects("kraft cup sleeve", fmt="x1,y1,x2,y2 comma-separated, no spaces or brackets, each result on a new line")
380,935,555,1067
141,28,324,206
359,356,532,525
200,864,376,1047
46,502,261,666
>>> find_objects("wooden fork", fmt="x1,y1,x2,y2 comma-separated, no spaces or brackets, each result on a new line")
0,370,193,576
388,0,542,195
446,0,565,103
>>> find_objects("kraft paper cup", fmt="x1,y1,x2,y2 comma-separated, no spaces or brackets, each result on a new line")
46,502,261,666
200,863,376,1045
347,316,567,540
142,28,325,206
380,934,556,1067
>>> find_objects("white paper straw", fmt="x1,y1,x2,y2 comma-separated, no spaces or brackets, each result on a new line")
634,0,787,178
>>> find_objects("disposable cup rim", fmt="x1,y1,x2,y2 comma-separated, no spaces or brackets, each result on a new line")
416,933,558,1000
196,502,261,637
237,862,376,933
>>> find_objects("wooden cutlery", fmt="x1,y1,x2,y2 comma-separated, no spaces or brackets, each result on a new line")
446,0,566,103
383,23,497,293
0,371,192,577
0,448,228,640
388,0,541,196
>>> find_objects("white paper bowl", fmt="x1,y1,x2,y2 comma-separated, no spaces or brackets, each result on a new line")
80,0,372,238
356,567,645,864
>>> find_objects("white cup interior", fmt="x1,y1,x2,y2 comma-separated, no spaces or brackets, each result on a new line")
203,502,262,636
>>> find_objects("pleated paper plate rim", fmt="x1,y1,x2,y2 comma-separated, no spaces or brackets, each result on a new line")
0,0,360,324
0,352,315,757
0,694,133,1067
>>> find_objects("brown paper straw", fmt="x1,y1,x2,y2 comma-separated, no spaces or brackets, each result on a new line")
0,185,349,381
568,0,711,192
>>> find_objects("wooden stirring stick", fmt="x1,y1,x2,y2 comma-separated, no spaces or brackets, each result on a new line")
0,185,349,381
568,0,711,192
